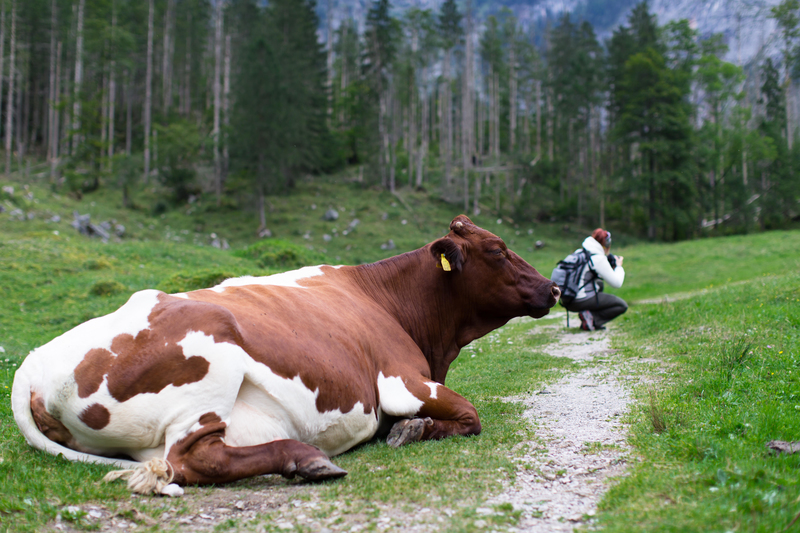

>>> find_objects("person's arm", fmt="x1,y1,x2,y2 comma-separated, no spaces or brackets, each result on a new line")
590,254,625,288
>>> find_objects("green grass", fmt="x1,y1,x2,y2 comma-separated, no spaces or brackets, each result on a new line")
599,270,800,532
613,231,800,302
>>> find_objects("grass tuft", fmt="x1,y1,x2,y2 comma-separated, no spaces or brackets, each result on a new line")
647,387,667,434
718,338,753,383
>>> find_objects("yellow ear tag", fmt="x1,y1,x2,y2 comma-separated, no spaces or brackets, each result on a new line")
441,254,451,272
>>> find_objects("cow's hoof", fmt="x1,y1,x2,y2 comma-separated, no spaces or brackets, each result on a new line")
387,418,430,448
296,457,348,481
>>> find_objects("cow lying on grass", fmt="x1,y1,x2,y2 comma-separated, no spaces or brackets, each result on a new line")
12,215,560,495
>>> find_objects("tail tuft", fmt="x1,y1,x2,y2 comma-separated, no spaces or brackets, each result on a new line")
103,458,175,495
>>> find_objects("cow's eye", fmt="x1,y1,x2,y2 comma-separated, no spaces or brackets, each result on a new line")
490,249,504,257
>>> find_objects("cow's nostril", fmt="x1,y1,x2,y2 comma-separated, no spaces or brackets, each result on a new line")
552,285,561,299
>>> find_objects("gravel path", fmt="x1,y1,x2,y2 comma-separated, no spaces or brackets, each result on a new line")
490,315,631,532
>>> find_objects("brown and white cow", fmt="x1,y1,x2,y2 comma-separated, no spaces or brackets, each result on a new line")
12,215,560,495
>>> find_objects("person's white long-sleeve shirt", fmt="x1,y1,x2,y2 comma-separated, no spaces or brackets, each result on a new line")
574,236,625,300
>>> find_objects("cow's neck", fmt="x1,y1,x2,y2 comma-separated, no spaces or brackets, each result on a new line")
351,248,502,383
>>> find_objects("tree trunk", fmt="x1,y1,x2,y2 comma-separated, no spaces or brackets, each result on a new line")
0,3,5,154
108,6,116,169
183,12,192,118
477,92,484,157
144,0,154,180
60,61,70,162
523,87,530,155
223,33,231,186
437,82,443,158
488,64,494,159
162,0,175,114
338,19,347,125
509,44,516,152
125,70,132,155
462,8,474,212
326,0,333,124
536,80,541,159
47,0,56,166
5,0,16,176
51,41,62,180
389,88,397,193
493,71,500,159
787,79,793,150
444,47,452,186
71,0,85,155
408,87,416,187
257,154,267,230
213,0,223,203
407,26,417,188
417,67,429,189
17,67,24,172
100,68,108,168
547,86,553,161
379,91,387,187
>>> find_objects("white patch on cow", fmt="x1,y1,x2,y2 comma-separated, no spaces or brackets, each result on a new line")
171,293,189,299
211,265,342,292
425,382,439,400
377,372,424,417
226,364,378,457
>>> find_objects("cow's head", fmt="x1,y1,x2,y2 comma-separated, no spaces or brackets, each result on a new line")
430,215,560,320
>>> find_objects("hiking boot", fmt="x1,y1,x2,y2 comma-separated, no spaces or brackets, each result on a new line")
579,310,595,331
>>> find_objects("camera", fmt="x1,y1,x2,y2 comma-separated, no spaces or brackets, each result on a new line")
607,253,617,269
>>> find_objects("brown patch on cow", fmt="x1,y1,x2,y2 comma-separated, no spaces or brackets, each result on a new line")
31,391,74,445
105,328,210,402
198,412,222,426
77,295,248,404
75,348,115,398
80,403,111,430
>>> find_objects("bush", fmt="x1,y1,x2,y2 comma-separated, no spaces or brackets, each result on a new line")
157,270,235,294
234,239,330,270
89,280,127,297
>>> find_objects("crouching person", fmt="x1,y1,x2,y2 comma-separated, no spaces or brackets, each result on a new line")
552,228,628,331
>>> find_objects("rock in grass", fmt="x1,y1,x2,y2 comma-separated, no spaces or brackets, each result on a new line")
767,440,800,455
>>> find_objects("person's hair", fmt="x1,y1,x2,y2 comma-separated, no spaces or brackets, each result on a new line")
591,228,611,248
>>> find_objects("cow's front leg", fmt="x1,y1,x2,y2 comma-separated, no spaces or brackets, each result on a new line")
383,378,481,447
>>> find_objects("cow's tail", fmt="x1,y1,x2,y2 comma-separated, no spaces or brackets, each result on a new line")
10,363,139,469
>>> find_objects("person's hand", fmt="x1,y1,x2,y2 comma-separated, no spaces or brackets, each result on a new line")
616,255,624,267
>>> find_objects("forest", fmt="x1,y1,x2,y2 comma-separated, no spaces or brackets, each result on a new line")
0,0,799,241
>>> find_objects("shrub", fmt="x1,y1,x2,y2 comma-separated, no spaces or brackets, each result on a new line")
89,280,127,297
157,270,235,294
234,239,330,270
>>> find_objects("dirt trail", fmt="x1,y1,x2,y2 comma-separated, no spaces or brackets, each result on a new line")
490,313,631,531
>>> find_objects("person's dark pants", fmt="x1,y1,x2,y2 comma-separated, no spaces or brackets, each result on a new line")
564,293,628,328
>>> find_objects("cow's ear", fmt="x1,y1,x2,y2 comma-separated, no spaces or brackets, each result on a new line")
430,237,464,272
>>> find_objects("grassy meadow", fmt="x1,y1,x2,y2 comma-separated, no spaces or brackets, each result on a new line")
1,170,799,531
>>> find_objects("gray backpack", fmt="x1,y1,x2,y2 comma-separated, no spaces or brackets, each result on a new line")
551,248,594,305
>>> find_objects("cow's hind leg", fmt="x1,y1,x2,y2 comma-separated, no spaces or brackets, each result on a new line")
166,418,346,486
